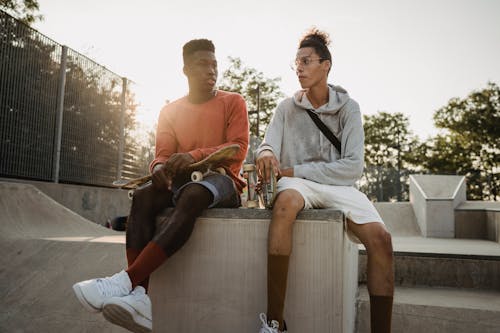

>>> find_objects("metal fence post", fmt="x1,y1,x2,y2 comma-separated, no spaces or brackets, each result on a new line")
117,77,127,180
52,45,68,183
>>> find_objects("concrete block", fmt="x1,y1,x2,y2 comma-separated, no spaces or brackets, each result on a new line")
410,175,466,238
150,209,358,333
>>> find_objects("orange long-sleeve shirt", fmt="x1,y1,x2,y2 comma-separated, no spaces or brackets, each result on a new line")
150,91,249,193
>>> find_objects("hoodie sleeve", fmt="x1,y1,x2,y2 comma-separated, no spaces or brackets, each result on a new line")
294,100,365,186
255,101,285,160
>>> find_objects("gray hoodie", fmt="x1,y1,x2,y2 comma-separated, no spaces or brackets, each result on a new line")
256,85,364,186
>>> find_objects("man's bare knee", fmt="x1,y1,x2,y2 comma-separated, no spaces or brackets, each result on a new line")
365,225,393,258
272,190,304,219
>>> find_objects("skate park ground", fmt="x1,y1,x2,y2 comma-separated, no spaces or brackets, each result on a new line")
0,180,499,332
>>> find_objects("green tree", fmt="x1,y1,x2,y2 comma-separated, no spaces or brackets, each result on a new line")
361,111,420,201
422,82,500,200
218,57,284,138
0,0,42,24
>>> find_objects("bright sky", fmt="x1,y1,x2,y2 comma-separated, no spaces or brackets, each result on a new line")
33,0,500,139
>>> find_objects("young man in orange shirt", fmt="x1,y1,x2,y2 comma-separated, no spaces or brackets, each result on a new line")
72,39,249,333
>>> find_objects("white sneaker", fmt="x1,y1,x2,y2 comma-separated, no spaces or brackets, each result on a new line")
72,270,132,312
102,286,152,333
259,313,280,333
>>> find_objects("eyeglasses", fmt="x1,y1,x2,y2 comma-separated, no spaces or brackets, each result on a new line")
290,57,326,71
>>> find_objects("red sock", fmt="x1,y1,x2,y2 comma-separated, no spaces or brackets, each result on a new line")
126,248,140,266
126,247,150,291
126,242,167,289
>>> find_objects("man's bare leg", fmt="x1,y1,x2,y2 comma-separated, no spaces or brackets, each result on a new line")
266,189,304,330
348,220,394,333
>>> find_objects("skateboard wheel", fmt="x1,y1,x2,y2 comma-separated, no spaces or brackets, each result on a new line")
216,167,226,175
191,171,203,182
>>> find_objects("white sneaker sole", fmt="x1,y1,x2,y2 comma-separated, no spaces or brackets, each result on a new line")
72,283,100,313
102,303,152,333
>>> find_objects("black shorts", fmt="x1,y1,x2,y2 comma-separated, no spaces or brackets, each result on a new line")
172,173,240,208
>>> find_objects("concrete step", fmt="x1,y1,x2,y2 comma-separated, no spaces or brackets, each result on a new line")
358,237,500,290
356,285,500,333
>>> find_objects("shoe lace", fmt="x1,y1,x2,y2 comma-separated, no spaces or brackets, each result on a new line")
95,277,125,297
131,287,150,304
259,313,280,333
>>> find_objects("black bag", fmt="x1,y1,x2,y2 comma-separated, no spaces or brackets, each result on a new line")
305,109,342,154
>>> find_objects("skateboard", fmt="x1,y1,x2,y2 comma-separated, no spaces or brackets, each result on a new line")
184,144,239,182
112,144,240,195
243,163,277,209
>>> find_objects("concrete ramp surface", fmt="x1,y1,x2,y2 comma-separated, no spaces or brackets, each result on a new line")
0,182,127,333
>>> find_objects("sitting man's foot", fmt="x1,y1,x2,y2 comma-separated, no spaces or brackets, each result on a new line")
102,286,152,333
72,270,132,312
259,313,287,333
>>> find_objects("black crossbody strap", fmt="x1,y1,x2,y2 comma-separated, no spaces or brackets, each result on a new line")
305,109,342,154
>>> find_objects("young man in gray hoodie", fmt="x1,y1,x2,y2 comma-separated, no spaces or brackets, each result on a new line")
256,28,394,333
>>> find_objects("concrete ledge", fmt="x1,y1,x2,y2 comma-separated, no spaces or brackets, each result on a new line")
150,209,358,333
356,286,500,333
359,252,500,289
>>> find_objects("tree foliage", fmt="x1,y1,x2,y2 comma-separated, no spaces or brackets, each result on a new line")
218,57,284,138
361,111,420,201
0,0,42,24
421,82,500,200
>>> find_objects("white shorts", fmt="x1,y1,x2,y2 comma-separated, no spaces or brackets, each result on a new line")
277,177,384,243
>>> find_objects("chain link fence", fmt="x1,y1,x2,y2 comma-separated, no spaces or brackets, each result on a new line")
0,10,143,186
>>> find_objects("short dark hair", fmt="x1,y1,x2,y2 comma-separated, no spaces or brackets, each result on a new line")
299,27,332,64
182,39,215,64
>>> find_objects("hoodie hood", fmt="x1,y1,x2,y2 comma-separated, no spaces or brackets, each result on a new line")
293,84,350,114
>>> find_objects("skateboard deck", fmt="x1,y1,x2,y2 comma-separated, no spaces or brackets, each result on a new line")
112,144,240,190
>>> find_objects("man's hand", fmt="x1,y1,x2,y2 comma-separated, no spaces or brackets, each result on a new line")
256,150,280,183
152,163,170,190
164,153,195,174
279,167,294,178
152,153,195,190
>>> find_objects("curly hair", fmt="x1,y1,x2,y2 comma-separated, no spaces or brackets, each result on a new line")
182,39,215,64
299,27,332,64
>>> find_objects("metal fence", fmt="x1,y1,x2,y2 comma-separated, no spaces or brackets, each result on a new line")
0,10,143,186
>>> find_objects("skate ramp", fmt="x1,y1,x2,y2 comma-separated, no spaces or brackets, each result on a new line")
373,202,421,237
0,182,127,333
